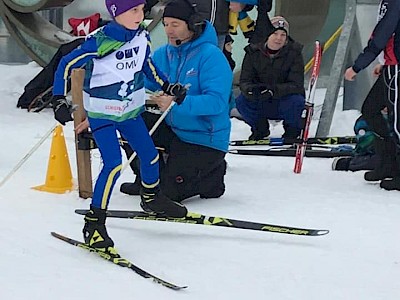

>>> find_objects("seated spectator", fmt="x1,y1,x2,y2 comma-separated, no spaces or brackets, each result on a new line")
235,16,305,140
120,0,233,202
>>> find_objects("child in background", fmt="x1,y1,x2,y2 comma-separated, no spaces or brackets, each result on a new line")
228,1,256,38
51,0,187,254
227,0,273,43
223,34,236,71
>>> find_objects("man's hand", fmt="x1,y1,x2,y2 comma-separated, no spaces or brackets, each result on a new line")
373,64,383,77
162,82,187,104
344,67,357,81
52,95,73,125
149,92,175,112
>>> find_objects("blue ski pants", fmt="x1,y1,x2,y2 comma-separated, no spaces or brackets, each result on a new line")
89,116,159,209
235,93,305,131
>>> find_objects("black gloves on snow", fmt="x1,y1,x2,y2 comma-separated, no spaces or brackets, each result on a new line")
246,85,274,100
162,82,188,105
52,95,74,125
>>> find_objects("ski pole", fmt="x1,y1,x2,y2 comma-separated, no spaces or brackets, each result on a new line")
0,123,58,188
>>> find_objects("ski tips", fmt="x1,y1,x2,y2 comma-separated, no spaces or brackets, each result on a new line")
315,230,329,236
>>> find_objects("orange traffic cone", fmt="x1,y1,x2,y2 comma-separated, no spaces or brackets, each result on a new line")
32,125,74,193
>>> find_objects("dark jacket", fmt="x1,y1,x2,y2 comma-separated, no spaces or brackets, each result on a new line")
188,0,229,35
240,38,305,99
353,0,400,72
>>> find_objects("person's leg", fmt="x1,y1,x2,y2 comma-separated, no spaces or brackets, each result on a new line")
118,116,187,218
236,93,270,139
160,135,202,202
161,135,227,202
362,68,399,182
120,111,175,195
379,65,400,190
90,119,122,209
198,153,227,199
83,117,121,250
361,74,388,137
276,94,305,138
118,117,159,188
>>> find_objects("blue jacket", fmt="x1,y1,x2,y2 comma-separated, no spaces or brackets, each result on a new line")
146,21,233,152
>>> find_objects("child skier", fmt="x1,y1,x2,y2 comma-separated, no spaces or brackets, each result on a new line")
51,0,188,254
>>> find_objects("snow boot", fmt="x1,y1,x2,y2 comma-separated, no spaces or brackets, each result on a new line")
140,185,187,218
249,118,270,140
364,138,398,181
83,205,117,254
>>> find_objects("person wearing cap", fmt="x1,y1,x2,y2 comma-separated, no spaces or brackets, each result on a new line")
51,0,189,252
120,0,233,203
236,16,305,140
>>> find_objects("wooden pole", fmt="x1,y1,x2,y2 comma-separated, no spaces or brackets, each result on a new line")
71,69,93,199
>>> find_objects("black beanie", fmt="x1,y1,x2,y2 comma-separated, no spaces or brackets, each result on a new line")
163,0,194,24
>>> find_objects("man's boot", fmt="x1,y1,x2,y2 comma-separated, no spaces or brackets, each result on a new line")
364,138,398,181
120,175,141,195
82,205,117,254
249,118,270,140
140,185,188,218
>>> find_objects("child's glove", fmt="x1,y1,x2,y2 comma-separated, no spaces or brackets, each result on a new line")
52,95,74,125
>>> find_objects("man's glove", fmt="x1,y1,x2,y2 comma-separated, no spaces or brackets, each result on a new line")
247,85,274,100
52,95,74,125
162,82,187,105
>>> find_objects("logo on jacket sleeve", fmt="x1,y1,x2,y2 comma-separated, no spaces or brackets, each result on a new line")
186,68,197,76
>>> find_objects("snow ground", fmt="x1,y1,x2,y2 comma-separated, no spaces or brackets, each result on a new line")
0,62,399,300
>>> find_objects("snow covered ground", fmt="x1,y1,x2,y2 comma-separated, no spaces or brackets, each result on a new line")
0,62,399,300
